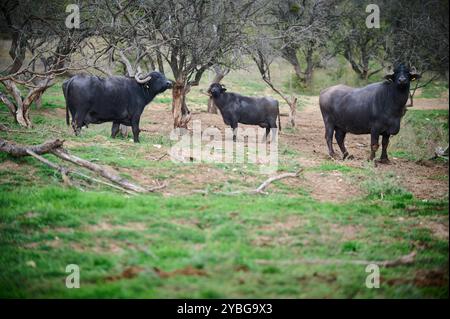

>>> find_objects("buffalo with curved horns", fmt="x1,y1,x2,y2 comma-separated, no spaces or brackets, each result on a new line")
63,71,172,143
319,63,421,163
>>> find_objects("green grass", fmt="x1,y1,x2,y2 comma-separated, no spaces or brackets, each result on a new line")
390,109,449,161
0,59,448,298
418,80,449,99
0,186,448,298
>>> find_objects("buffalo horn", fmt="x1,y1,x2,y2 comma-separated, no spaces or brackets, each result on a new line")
135,71,152,84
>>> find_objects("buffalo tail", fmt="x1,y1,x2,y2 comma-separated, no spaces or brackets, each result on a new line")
62,79,71,126
278,105,281,131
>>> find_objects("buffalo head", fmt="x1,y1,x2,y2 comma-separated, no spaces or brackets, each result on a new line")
384,63,421,88
207,83,227,98
135,71,173,93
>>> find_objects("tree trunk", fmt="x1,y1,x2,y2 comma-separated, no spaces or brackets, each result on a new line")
16,103,32,128
282,47,303,84
156,51,165,74
147,55,156,71
288,96,298,128
1,80,32,128
34,93,43,109
207,96,218,114
1,78,53,128
408,91,415,107
304,48,314,87
361,69,369,80
172,80,191,128
361,47,370,80
207,66,229,114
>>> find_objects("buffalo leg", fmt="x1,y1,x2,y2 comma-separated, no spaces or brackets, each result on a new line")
111,122,120,138
268,120,278,143
370,132,380,161
131,117,141,143
266,127,271,139
379,133,390,164
231,123,238,142
74,111,87,136
325,124,336,158
335,129,352,160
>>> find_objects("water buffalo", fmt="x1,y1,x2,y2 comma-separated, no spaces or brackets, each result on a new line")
207,83,280,142
319,63,420,163
63,71,172,143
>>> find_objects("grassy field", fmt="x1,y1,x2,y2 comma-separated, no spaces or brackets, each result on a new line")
0,61,448,298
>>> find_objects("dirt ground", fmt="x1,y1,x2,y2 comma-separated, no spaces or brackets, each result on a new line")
132,95,448,202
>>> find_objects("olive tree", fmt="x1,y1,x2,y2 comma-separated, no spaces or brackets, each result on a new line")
385,0,449,105
146,0,257,128
0,0,100,127
268,0,337,87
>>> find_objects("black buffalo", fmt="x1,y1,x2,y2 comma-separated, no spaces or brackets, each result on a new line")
207,83,280,141
319,63,420,163
63,71,172,143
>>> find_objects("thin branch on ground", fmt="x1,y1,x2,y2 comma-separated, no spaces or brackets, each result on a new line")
252,169,303,194
195,169,304,196
255,251,417,267
0,138,164,194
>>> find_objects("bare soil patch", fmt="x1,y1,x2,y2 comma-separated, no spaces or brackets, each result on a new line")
49,96,447,202
83,221,147,232
397,216,449,240
412,98,449,110
153,265,208,278
105,266,145,282
301,171,363,203
386,268,448,287
329,223,364,241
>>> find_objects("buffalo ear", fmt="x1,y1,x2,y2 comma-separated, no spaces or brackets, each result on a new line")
384,73,394,82
221,87,227,92
409,67,421,81
410,73,421,81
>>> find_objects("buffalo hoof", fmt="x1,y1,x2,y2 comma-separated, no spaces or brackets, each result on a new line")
329,153,339,160
377,158,391,164
343,152,354,160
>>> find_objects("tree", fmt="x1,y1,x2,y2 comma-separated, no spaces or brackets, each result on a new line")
0,0,99,127
333,0,388,80
268,0,336,87
385,0,449,105
146,0,257,128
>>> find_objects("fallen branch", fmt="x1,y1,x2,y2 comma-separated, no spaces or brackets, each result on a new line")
252,169,303,194
196,169,303,196
25,149,72,186
0,138,160,194
26,149,136,195
146,183,167,192
157,153,168,161
432,146,449,161
255,251,416,268
51,148,148,193
0,138,64,157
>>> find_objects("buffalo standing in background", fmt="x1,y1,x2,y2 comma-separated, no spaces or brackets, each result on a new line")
63,71,172,143
319,63,421,163
207,83,281,142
